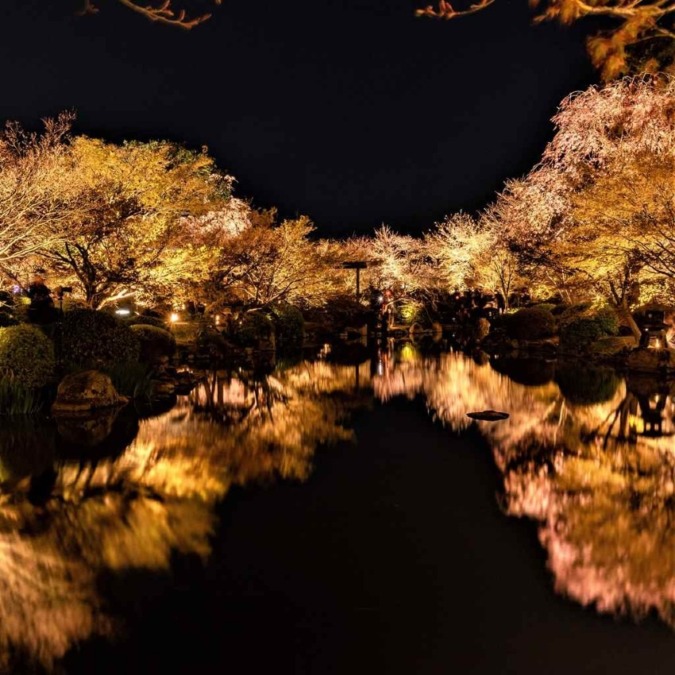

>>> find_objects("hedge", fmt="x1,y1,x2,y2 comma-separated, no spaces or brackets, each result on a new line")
0,324,55,388
504,307,555,341
60,309,140,368
131,324,176,363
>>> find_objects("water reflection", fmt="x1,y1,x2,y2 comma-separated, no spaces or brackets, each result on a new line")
0,362,362,670
0,347,674,669
372,347,675,629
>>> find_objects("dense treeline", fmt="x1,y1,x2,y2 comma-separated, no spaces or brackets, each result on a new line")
0,76,673,329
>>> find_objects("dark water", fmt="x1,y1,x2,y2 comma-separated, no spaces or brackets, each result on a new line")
1,344,675,674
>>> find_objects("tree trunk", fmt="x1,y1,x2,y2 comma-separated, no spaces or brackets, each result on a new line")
617,298,641,341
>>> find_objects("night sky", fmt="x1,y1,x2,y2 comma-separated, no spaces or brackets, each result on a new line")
2,0,596,235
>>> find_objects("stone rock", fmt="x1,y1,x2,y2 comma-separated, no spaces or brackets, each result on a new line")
467,410,510,421
51,370,127,414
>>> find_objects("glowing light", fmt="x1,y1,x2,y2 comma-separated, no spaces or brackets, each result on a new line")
170,312,180,324
114,308,131,316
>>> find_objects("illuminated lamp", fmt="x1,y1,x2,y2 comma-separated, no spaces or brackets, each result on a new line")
640,310,669,350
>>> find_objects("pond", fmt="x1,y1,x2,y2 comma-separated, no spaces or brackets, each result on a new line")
1,343,675,674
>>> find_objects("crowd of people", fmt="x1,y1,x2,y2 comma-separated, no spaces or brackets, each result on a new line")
369,286,536,333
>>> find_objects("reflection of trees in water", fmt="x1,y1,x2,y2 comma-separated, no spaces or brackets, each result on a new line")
0,360,367,670
0,493,213,670
373,350,675,629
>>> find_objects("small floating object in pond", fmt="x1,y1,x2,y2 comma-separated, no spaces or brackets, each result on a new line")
467,410,510,422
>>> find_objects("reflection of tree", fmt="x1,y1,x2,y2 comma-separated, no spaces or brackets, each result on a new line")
0,359,368,669
373,349,675,629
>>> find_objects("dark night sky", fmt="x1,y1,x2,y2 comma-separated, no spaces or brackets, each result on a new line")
1,0,596,235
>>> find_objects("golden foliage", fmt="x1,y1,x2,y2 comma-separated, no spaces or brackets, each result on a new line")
417,0,675,79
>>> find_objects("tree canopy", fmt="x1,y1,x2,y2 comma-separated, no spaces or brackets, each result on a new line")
417,1,675,79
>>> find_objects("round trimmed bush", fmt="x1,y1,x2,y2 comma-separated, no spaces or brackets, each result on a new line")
532,303,556,314
267,303,305,349
233,311,274,348
0,324,55,388
128,314,168,330
593,306,620,336
560,318,604,350
556,364,620,405
131,324,176,363
557,302,592,326
61,309,140,368
504,307,555,340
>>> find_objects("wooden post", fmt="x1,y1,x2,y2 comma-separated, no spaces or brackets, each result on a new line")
341,261,367,302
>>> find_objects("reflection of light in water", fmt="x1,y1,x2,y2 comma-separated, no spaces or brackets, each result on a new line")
1,353,674,667
374,350,675,629
0,360,362,669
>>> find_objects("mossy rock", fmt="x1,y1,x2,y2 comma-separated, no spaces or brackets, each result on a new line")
52,370,127,414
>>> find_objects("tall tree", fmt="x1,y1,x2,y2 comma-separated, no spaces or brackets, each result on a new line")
204,211,331,310
0,114,76,281
42,136,231,308
501,76,675,335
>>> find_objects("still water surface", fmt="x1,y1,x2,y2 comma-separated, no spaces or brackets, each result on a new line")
1,345,675,673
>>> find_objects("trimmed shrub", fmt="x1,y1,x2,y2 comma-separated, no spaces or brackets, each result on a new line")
556,364,620,405
504,307,555,340
557,302,592,326
197,327,230,358
131,324,176,363
233,312,274,348
127,314,168,330
560,317,604,350
0,324,55,388
532,303,556,314
266,303,305,350
593,306,620,336
60,309,140,368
